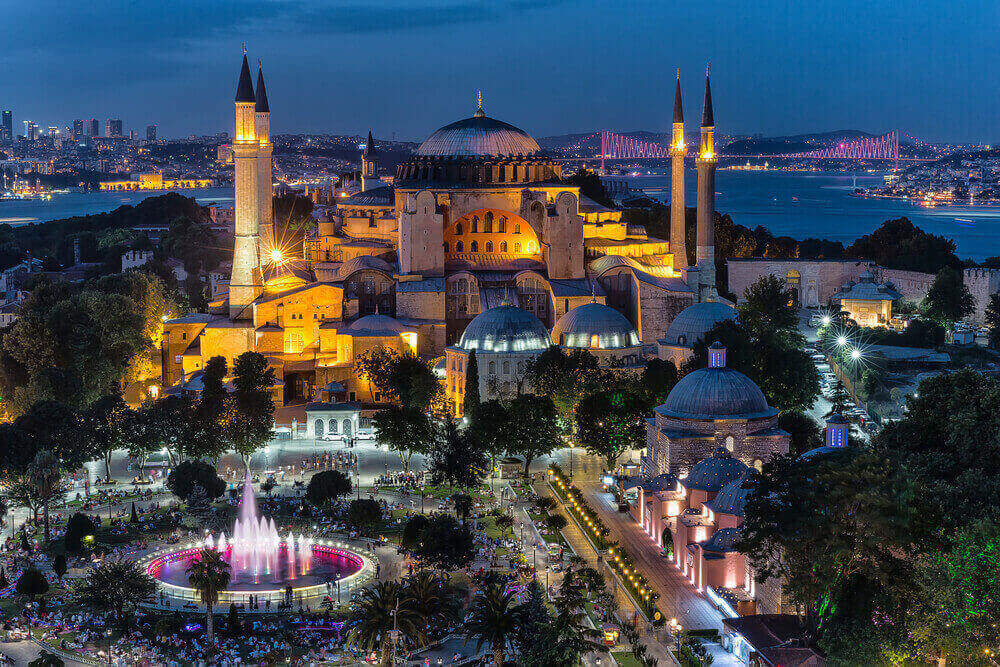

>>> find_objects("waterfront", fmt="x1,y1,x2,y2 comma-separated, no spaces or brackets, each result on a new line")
0,187,234,225
3,173,1000,261
628,170,1000,261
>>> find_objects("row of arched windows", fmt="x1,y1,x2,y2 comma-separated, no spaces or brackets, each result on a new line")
454,216,520,236
447,240,520,253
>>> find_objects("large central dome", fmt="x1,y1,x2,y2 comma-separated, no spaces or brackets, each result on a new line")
416,111,541,158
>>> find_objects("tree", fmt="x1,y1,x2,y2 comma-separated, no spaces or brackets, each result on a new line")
525,347,602,430
400,514,429,553
405,570,461,628
347,498,383,533
15,567,48,601
453,494,473,524
463,582,520,667
429,419,487,490
640,358,678,406
922,266,974,327
777,411,823,457
846,217,960,274
575,386,647,470
28,450,60,544
190,355,229,460
355,347,400,404
166,460,225,502
545,514,568,532
84,394,137,480
494,512,515,539
306,470,352,508
28,650,64,667
463,349,480,419
137,395,195,465
7,476,42,524
414,514,475,571
51,554,67,582
186,548,231,652
738,273,799,341
346,581,423,667
986,294,1000,350
372,405,435,472
505,394,561,476
64,512,97,553
466,400,512,478
383,352,440,410
522,603,608,666
513,578,551,655
16,400,92,472
77,560,156,629
564,169,614,208
225,351,275,467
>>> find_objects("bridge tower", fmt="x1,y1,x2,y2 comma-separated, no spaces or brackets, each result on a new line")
669,69,688,272
695,66,717,301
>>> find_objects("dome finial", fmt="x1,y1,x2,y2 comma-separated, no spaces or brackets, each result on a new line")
501,284,513,307
475,89,485,117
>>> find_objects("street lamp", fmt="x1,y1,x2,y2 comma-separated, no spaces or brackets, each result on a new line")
836,335,847,347
850,348,862,361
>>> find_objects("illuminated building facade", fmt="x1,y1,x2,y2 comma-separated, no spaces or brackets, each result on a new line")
99,173,213,191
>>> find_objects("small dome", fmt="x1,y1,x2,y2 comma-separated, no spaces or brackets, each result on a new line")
416,114,541,157
663,301,736,347
681,448,749,492
346,314,412,336
659,356,775,420
459,305,550,352
700,527,741,553
706,478,751,516
552,302,640,349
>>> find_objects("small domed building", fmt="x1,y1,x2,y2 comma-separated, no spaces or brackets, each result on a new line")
645,342,789,477
445,302,550,412
551,302,644,368
657,300,736,368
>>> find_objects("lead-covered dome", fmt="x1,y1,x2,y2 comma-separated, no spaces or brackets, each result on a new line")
552,303,640,349
681,448,749,492
663,301,736,347
658,343,775,420
416,112,541,158
706,478,751,516
458,305,550,352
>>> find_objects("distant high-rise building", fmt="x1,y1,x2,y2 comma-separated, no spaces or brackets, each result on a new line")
105,118,123,137
1,110,11,143
146,124,157,141
72,119,84,141
23,121,38,141
86,118,99,137
46,127,58,138
129,130,138,141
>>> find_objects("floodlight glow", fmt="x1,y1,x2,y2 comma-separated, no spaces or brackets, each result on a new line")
270,249,283,263
821,316,831,325
850,349,862,360
836,335,847,346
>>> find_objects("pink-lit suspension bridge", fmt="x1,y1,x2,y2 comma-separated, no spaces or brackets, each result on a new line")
557,130,919,171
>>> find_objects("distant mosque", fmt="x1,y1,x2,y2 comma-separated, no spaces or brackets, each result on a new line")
162,53,729,424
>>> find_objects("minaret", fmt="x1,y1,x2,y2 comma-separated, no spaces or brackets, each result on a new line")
230,49,264,319
361,129,377,191
695,65,717,300
255,62,274,262
669,69,688,273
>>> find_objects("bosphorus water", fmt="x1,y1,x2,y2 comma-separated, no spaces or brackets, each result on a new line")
3,175,999,260
627,170,1000,262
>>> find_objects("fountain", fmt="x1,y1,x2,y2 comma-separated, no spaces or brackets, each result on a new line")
142,471,375,609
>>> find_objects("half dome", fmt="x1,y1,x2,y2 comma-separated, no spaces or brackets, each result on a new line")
458,305,550,353
552,302,640,349
416,113,541,158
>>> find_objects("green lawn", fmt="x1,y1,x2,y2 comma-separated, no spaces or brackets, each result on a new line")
611,650,644,667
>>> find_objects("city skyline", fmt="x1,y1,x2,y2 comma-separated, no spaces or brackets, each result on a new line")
6,0,999,142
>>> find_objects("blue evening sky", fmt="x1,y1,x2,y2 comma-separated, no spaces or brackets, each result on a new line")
4,0,996,142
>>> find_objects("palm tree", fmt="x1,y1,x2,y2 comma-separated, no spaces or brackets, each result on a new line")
463,582,519,667
405,570,461,630
28,450,60,544
346,581,423,667
494,512,514,539
185,548,231,652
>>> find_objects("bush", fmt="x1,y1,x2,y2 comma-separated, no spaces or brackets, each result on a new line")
16,567,49,600
401,514,429,552
166,460,226,501
544,513,568,532
346,498,382,532
306,470,352,508
64,513,97,553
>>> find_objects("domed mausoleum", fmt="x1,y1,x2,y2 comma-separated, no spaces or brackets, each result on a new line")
445,303,550,411
645,342,789,476
657,300,736,368
551,302,643,367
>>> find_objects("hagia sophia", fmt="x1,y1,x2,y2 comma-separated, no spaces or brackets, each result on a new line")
161,55,750,438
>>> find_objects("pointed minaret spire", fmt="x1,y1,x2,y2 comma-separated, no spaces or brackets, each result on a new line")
673,69,684,124
364,129,376,157
474,89,485,118
255,61,269,113
235,50,255,103
701,64,714,128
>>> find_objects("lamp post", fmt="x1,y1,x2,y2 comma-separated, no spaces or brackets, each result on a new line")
106,628,113,666
569,441,575,479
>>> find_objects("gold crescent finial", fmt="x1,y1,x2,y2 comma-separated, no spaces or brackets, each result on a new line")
706,62,711,76
477,89,482,111
243,43,247,55
676,67,680,79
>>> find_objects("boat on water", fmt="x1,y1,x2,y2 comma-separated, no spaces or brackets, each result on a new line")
955,218,975,227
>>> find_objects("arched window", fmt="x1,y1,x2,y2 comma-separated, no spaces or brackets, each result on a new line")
500,241,508,252
443,242,449,253
456,241,463,252
498,217,507,233
502,360,510,374
484,212,493,233
471,240,479,252
471,216,479,233
485,241,493,253
314,420,324,437
514,242,522,252
488,361,496,374
514,224,521,234
455,222,463,235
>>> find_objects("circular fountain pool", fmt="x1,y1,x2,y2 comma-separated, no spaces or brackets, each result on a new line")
148,543,364,592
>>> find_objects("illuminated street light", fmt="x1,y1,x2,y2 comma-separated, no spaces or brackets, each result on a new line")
850,348,862,361
821,315,831,326
836,335,847,346
270,249,283,263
